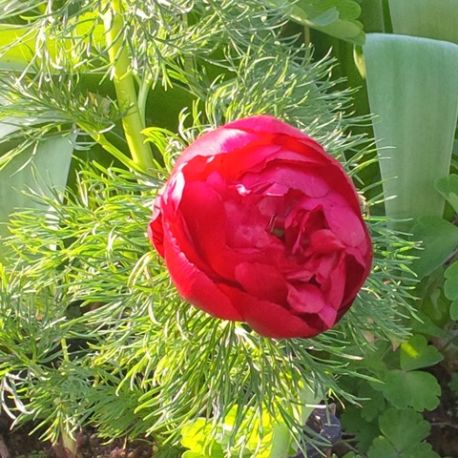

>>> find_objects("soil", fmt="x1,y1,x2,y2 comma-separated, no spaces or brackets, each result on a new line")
0,423,154,458
425,364,458,457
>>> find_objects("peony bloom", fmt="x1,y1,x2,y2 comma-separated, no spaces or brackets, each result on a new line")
149,115,372,338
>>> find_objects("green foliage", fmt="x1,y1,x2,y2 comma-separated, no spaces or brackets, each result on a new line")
341,334,443,454
0,131,74,249
363,33,458,223
180,407,282,457
376,369,440,411
444,261,458,320
0,156,416,452
410,216,458,278
436,174,458,214
388,0,458,44
281,0,365,44
0,0,448,456
367,408,438,458
400,335,443,371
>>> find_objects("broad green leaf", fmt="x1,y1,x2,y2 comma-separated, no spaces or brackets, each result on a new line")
368,437,438,458
358,383,386,422
436,174,458,213
379,408,430,452
0,134,74,248
364,34,458,223
376,369,441,411
389,0,458,44
341,408,379,452
181,419,223,456
400,335,443,371
410,216,458,278
367,438,398,458
277,0,365,44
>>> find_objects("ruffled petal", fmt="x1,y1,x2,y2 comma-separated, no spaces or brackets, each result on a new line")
234,262,287,304
219,285,319,338
162,222,243,321
287,283,326,314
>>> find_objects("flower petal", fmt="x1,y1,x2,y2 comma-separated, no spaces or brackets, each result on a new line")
162,223,242,321
234,262,287,304
219,285,319,338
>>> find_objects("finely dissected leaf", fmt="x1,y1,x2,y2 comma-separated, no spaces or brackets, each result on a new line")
363,33,458,223
410,216,458,278
376,370,441,411
389,0,458,44
436,174,458,213
0,13,105,71
400,335,443,371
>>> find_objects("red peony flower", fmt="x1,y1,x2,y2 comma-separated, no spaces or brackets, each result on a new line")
149,115,372,338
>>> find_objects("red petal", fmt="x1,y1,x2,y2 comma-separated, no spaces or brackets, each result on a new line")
234,262,287,304
148,197,165,257
226,115,307,140
162,223,242,321
287,283,326,314
176,126,259,167
219,285,319,338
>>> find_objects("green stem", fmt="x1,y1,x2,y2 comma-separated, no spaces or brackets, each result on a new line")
137,76,152,128
102,0,154,172
77,122,143,172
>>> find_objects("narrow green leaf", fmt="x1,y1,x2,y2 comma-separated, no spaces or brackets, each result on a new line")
410,216,458,278
364,34,458,223
400,335,443,371
389,0,458,44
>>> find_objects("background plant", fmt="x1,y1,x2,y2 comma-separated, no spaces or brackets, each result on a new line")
0,1,454,457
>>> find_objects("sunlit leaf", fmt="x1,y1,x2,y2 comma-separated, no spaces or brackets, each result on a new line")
400,335,443,371
364,33,458,223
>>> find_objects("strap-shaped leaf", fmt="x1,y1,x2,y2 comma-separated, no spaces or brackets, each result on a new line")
364,33,458,223
0,133,74,257
389,0,458,44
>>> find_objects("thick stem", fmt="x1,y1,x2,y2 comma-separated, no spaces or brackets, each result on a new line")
102,0,154,172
